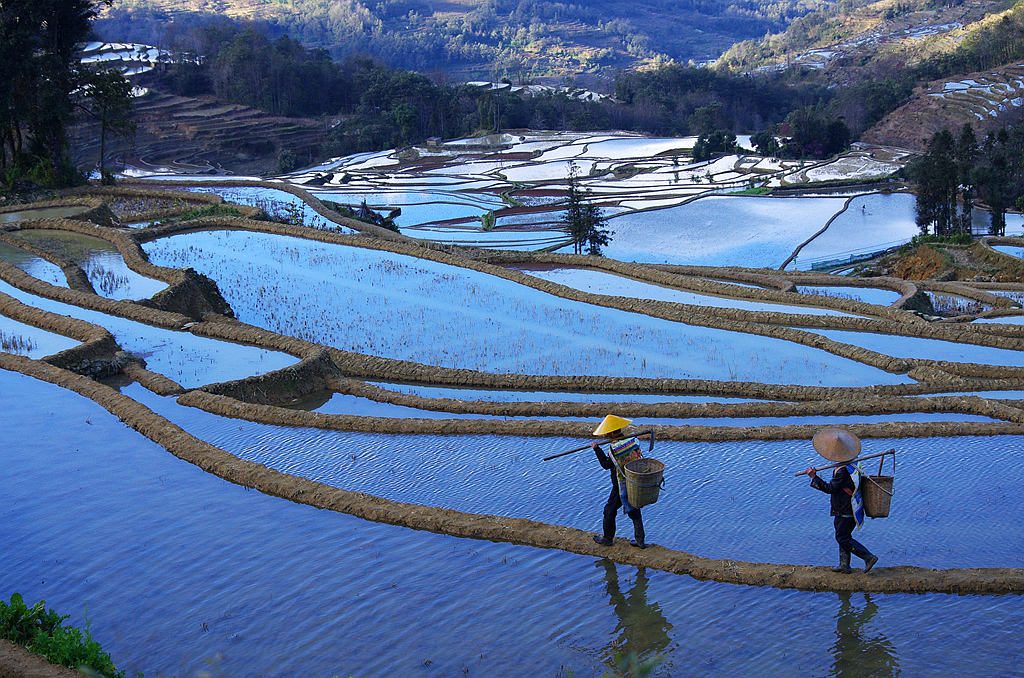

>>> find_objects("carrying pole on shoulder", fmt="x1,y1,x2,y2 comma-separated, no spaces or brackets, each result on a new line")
542,429,655,461
794,448,895,476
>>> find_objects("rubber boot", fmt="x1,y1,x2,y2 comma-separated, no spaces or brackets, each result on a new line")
831,549,852,574
850,543,878,572
629,515,646,548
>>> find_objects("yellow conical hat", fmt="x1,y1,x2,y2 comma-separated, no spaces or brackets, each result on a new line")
594,414,631,436
812,426,861,462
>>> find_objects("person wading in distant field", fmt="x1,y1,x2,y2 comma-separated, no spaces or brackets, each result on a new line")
591,415,647,548
806,427,879,574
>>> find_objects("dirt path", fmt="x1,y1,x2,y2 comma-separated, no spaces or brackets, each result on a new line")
0,641,80,678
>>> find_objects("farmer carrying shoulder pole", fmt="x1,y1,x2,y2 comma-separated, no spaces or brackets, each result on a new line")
591,415,648,549
806,427,879,574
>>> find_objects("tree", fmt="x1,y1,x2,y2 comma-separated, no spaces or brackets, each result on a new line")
561,162,610,256
779,105,850,159
688,102,726,136
975,130,1015,237
751,130,780,157
0,0,113,187
78,67,134,184
910,130,957,235
954,124,978,234
693,129,737,162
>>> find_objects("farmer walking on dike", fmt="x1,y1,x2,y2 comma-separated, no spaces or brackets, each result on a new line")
806,427,879,574
591,415,648,549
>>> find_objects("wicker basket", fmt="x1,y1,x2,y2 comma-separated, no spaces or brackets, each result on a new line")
623,458,665,508
862,475,893,518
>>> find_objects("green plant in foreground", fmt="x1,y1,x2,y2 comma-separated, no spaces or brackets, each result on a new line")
0,594,123,677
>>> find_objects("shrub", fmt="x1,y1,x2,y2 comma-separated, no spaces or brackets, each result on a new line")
0,593,123,677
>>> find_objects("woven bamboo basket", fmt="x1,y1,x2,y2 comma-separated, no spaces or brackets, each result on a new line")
862,453,895,518
862,476,893,518
623,458,665,508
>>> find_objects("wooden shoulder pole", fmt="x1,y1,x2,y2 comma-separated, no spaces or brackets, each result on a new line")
794,449,895,476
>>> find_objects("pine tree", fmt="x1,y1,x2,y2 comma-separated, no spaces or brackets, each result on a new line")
912,130,957,235
954,124,978,234
560,161,610,256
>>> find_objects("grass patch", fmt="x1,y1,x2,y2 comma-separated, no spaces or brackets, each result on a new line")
1,593,124,677
731,186,772,195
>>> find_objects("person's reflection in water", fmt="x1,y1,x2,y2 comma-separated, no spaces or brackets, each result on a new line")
598,559,673,671
830,592,900,677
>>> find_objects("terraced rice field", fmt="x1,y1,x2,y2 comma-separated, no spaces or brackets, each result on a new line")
3,153,1024,675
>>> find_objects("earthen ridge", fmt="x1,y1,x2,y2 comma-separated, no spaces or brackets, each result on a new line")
3,352,1022,595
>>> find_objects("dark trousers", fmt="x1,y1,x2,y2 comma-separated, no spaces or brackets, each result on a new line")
834,516,871,559
603,482,644,542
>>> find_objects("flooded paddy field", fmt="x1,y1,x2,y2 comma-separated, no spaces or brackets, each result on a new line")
5,140,1024,675
3,371,1024,677
0,277,296,387
290,389,999,427
13,229,167,300
514,267,862,316
0,314,80,358
130,383,1022,570
0,205,90,223
0,241,66,287
141,229,905,385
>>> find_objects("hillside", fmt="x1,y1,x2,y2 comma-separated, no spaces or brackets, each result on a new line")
862,63,1024,150
717,0,1005,79
96,0,834,82
69,89,325,175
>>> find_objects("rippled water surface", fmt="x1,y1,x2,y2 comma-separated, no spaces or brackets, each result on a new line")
300,391,1000,427
368,383,782,404
515,267,862,316
4,370,1023,677
135,385,1024,570
0,278,296,387
141,229,909,386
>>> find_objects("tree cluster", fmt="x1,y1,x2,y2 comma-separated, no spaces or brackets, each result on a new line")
750,104,849,159
1,0,133,190
909,124,1024,236
137,19,829,157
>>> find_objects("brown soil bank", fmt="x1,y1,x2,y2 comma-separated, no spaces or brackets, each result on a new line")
3,353,1021,595
0,640,80,678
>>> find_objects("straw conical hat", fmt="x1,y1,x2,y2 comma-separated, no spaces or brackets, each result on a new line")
812,427,861,462
594,415,631,436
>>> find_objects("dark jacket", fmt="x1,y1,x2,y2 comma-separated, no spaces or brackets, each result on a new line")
595,446,618,486
811,466,855,517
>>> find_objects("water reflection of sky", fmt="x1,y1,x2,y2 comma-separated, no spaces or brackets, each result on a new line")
137,385,1024,570
14,229,166,300
141,229,908,386
0,241,66,287
0,313,79,358
0,278,295,387
3,370,1022,678
297,391,998,426
517,266,864,316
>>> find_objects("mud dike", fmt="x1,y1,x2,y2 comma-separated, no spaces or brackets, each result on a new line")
3,186,1024,595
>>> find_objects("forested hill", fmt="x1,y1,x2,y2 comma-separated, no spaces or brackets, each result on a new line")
96,0,833,81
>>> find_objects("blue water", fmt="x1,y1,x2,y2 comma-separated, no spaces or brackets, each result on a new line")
3,369,1024,678
134,384,1024,570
